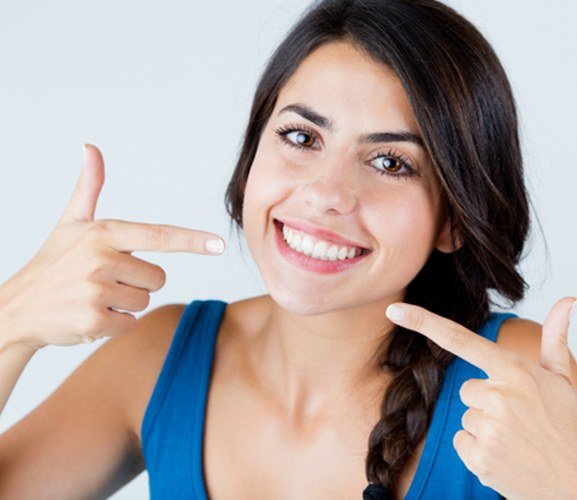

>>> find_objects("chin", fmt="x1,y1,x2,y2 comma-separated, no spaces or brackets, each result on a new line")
266,283,342,316
265,278,377,317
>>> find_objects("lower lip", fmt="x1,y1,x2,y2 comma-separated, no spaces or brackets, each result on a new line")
273,219,371,275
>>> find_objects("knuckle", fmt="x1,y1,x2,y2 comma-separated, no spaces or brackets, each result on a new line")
446,325,469,352
477,439,501,480
85,254,111,278
409,308,425,330
482,419,501,444
155,266,167,289
453,429,467,457
485,386,507,414
85,220,110,240
557,331,569,348
140,292,151,310
452,430,462,451
506,354,538,386
187,237,197,254
95,219,113,231
459,379,473,401
477,470,492,488
471,450,493,480
461,408,472,429
509,353,530,373
85,282,107,306
83,309,106,333
487,386,502,409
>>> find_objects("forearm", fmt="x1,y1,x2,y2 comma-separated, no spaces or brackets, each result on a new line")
0,341,36,418
0,291,38,419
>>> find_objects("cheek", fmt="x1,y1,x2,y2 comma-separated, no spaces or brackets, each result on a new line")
399,194,438,235
241,148,293,247
244,137,441,261
244,151,285,212
366,185,440,254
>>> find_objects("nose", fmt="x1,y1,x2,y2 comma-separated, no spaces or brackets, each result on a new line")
301,158,358,215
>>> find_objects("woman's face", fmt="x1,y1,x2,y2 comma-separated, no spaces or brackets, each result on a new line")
242,41,453,315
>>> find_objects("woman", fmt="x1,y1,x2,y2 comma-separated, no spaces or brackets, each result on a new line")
0,0,575,498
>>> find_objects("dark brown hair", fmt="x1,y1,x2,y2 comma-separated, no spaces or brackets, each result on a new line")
225,0,530,494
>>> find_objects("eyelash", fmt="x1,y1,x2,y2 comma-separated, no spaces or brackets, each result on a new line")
273,123,419,180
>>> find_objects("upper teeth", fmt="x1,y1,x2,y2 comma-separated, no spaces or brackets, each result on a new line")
281,224,363,261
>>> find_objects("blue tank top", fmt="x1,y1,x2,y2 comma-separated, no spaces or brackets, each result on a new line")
141,299,518,499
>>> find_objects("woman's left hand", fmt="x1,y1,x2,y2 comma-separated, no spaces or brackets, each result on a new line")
385,297,577,499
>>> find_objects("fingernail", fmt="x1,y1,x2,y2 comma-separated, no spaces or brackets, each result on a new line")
386,304,406,322
205,238,224,255
569,299,577,323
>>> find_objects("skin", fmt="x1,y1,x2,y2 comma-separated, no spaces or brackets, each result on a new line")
1,39,575,500
230,39,577,497
385,297,577,499
241,40,458,420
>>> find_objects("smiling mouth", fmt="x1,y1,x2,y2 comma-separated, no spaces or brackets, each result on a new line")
274,219,371,261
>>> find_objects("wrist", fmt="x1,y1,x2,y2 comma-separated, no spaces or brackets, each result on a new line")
0,286,37,356
0,287,14,350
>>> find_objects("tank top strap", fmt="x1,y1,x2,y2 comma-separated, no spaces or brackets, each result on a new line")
406,310,518,499
142,302,517,499
141,298,227,500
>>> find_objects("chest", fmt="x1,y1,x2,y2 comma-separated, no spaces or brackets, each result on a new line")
201,360,426,500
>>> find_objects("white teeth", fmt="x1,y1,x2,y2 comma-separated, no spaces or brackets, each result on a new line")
337,246,348,260
326,245,339,260
301,235,314,256
312,241,328,259
292,233,302,249
281,223,363,261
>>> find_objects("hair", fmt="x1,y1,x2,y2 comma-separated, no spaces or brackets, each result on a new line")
225,0,531,494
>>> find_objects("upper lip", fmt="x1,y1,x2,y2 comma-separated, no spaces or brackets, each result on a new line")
276,218,372,250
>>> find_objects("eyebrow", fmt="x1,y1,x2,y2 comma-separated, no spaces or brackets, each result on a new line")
278,103,424,147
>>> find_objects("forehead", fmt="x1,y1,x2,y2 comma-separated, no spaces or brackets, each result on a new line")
275,41,418,133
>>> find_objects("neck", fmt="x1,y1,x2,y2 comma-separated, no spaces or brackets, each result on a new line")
247,295,400,421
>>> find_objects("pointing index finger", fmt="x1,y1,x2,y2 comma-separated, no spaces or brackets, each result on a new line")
91,219,226,255
386,303,511,378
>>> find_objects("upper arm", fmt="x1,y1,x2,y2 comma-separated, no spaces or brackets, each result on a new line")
0,303,186,499
496,317,577,384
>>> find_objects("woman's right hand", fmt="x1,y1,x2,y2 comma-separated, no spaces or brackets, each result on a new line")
0,144,226,352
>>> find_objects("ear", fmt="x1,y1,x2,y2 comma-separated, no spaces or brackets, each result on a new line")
434,217,464,254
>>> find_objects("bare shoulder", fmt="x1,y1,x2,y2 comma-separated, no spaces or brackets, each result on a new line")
121,294,271,441
115,303,188,443
496,313,577,385
495,316,542,363
0,303,188,498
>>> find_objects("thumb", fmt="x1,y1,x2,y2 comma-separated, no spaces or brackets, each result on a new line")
540,296,576,382
58,143,105,225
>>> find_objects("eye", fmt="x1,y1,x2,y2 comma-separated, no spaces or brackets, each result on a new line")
287,130,316,148
372,156,404,173
273,124,419,181
368,151,418,180
273,124,319,150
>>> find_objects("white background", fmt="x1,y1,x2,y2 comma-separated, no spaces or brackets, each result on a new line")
0,1,575,498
